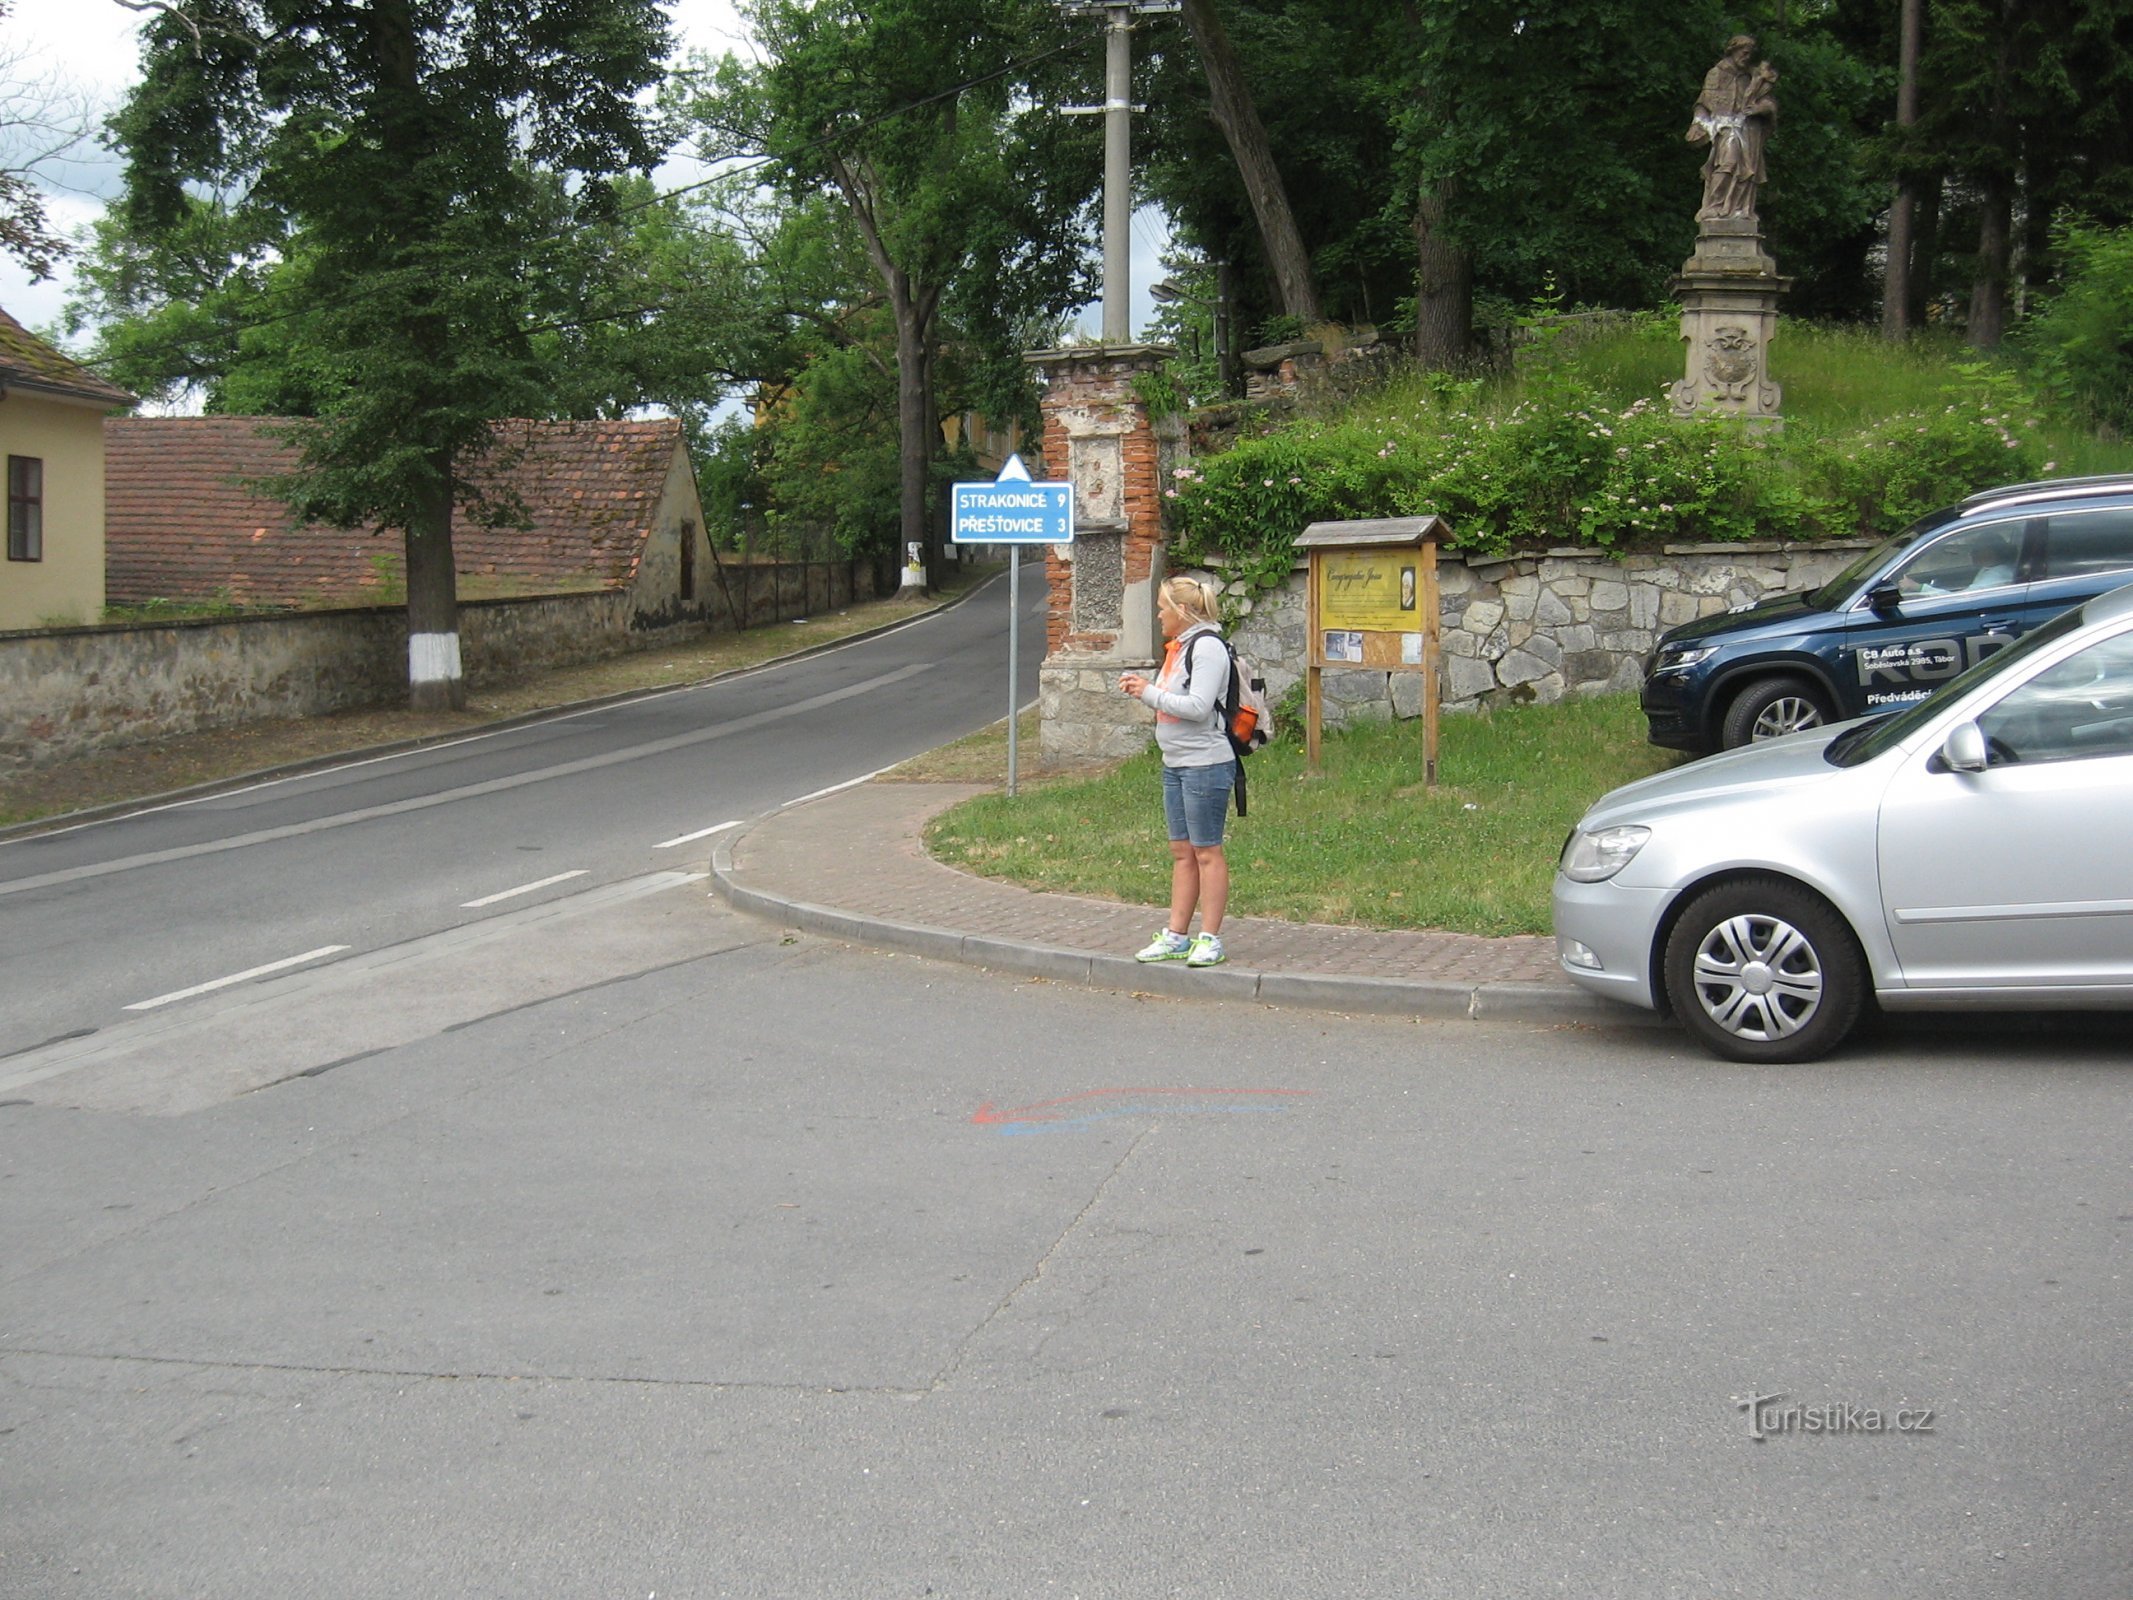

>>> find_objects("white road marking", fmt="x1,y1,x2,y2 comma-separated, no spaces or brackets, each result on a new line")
460,870,589,908
655,819,743,849
785,764,898,808
124,946,351,1012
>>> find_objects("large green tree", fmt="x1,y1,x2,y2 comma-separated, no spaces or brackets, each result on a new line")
106,0,670,709
690,0,1096,588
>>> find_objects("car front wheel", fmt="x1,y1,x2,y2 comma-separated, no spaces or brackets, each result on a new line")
1720,674,1834,748
1662,877,1867,1063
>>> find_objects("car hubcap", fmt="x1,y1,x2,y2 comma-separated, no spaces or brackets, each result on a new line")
1752,696,1823,740
1691,913,1823,1040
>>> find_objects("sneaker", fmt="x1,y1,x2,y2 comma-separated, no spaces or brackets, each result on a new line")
1135,929,1192,963
1186,932,1227,968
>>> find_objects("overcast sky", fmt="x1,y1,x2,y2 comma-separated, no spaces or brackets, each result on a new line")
1,0,1162,353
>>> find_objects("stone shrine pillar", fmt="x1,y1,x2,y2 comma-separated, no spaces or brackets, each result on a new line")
1024,343,1183,763
1670,218,1790,423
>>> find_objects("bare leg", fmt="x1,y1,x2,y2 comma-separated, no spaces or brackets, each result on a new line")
1167,839,1199,933
1194,845,1228,934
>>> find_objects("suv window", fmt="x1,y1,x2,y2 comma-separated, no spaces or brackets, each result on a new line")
1888,517,2026,597
2038,507,2133,580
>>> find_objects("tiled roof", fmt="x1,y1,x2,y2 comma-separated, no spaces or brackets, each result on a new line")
105,416,684,606
0,305,135,407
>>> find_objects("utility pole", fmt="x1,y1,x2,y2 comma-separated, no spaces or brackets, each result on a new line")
1059,1,1179,344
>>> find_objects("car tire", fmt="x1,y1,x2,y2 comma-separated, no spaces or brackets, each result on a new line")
1662,876,1868,1064
1720,675,1835,749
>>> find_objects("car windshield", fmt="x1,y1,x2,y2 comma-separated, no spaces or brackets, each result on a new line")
1824,603,2093,767
1806,509,1961,609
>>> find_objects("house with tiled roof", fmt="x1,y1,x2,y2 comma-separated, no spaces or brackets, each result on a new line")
0,306,136,631
104,416,710,624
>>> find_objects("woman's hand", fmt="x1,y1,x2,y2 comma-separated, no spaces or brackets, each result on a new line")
1119,673,1149,698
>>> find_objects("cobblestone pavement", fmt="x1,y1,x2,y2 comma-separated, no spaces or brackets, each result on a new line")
713,781,1657,1028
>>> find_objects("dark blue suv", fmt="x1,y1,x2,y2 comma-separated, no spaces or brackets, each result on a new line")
1642,475,2133,753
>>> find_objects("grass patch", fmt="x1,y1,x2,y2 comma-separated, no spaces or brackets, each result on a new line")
924,693,1683,937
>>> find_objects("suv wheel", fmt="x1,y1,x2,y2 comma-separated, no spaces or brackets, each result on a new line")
1662,877,1867,1063
1721,675,1834,748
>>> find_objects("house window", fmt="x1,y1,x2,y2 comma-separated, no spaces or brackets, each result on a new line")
680,518,697,601
7,456,41,562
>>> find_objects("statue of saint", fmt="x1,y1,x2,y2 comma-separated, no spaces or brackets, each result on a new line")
1688,35,1777,223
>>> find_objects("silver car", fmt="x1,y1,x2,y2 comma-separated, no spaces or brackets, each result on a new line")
1555,580,2133,1062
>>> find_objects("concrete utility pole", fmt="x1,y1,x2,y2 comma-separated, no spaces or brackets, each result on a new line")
1059,0,1178,344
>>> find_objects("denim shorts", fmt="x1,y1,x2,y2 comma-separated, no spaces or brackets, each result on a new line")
1161,761,1236,847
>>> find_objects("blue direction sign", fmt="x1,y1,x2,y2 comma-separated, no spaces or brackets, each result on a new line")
951,453,1073,544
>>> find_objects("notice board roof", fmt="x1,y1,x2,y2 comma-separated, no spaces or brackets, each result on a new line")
1295,515,1449,550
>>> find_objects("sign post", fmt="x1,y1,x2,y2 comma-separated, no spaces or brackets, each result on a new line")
951,453,1074,795
1294,515,1449,786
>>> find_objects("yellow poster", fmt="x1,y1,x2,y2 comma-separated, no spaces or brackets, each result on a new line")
1319,551,1421,633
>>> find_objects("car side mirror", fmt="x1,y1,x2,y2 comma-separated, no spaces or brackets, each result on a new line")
1866,581,1904,613
1941,721,1989,773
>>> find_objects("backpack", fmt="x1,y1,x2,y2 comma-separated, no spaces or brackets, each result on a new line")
1180,633,1273,816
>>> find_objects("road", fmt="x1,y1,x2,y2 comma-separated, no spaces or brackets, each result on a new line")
1,923,2127,1597
0,567,1045,1063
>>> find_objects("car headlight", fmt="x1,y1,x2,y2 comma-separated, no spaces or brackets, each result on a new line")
1560,824,1651,883
1651,643,1718,675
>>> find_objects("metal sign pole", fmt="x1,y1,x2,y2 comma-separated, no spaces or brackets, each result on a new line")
1007,555,1021,796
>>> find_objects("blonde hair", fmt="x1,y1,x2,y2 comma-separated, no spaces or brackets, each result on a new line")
1159,573,1221,629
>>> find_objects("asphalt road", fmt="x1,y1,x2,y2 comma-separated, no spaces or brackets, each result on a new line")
0,567,1045,1061
2,907,2127,1598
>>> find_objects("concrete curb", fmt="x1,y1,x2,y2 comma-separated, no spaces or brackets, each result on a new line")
710,822,1663,1031
0,570,1006,843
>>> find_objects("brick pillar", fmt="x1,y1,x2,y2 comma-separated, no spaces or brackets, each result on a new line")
1023,343,1183,763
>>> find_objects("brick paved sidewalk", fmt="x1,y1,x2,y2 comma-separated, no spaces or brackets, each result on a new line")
713,781,1641,1026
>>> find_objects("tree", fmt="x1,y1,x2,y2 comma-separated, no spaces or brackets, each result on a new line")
1175,0,1319,324
0,0,98,282
691,0,1096,589
106,0,670,709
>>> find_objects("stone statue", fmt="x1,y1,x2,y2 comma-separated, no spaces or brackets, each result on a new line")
1688,35,1777,224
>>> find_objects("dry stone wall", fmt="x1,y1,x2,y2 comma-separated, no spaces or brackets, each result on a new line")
1220,540,1873,730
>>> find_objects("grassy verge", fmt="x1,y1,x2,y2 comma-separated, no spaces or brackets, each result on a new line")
0,564,1000,831
923,693,1683,937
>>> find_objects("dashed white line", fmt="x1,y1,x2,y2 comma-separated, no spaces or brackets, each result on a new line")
124,946,352,1012
461,870,589,908
655,819,744,849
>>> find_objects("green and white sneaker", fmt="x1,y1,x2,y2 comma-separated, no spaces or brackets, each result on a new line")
1186,932,1227,968
1135,929,1193,962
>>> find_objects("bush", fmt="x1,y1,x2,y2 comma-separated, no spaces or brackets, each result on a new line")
2018,221,2133,437
1167,333,2052,607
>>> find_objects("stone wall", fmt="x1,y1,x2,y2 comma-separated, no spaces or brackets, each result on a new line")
1038,539,1871,755
1,556,874,772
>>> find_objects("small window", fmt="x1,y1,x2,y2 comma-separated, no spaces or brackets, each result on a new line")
7,455,41,562
2039,508,2133,581
679,519,697,601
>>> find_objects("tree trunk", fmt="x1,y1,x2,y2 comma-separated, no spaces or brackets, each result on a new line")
1882,0,1923,340
1412,180,1471,370
1909,176,1941,327
888,269,943,591
1177,0,1320,324
1969,177,2013,348
403,447,464,712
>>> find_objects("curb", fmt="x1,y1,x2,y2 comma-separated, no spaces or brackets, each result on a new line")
709,819,1663,1031
0,569,1006,843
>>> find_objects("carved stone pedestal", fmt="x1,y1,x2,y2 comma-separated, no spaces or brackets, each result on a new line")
1670,218,1790,423
1023,343,1183,763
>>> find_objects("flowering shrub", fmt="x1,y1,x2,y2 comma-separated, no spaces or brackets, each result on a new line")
1168,360,2049,607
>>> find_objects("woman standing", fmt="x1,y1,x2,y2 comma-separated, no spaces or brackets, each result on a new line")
1119,574,1235,967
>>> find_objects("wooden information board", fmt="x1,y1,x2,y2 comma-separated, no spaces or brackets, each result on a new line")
1296,515,1448,785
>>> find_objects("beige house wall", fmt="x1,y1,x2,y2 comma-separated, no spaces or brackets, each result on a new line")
0,392,109,632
